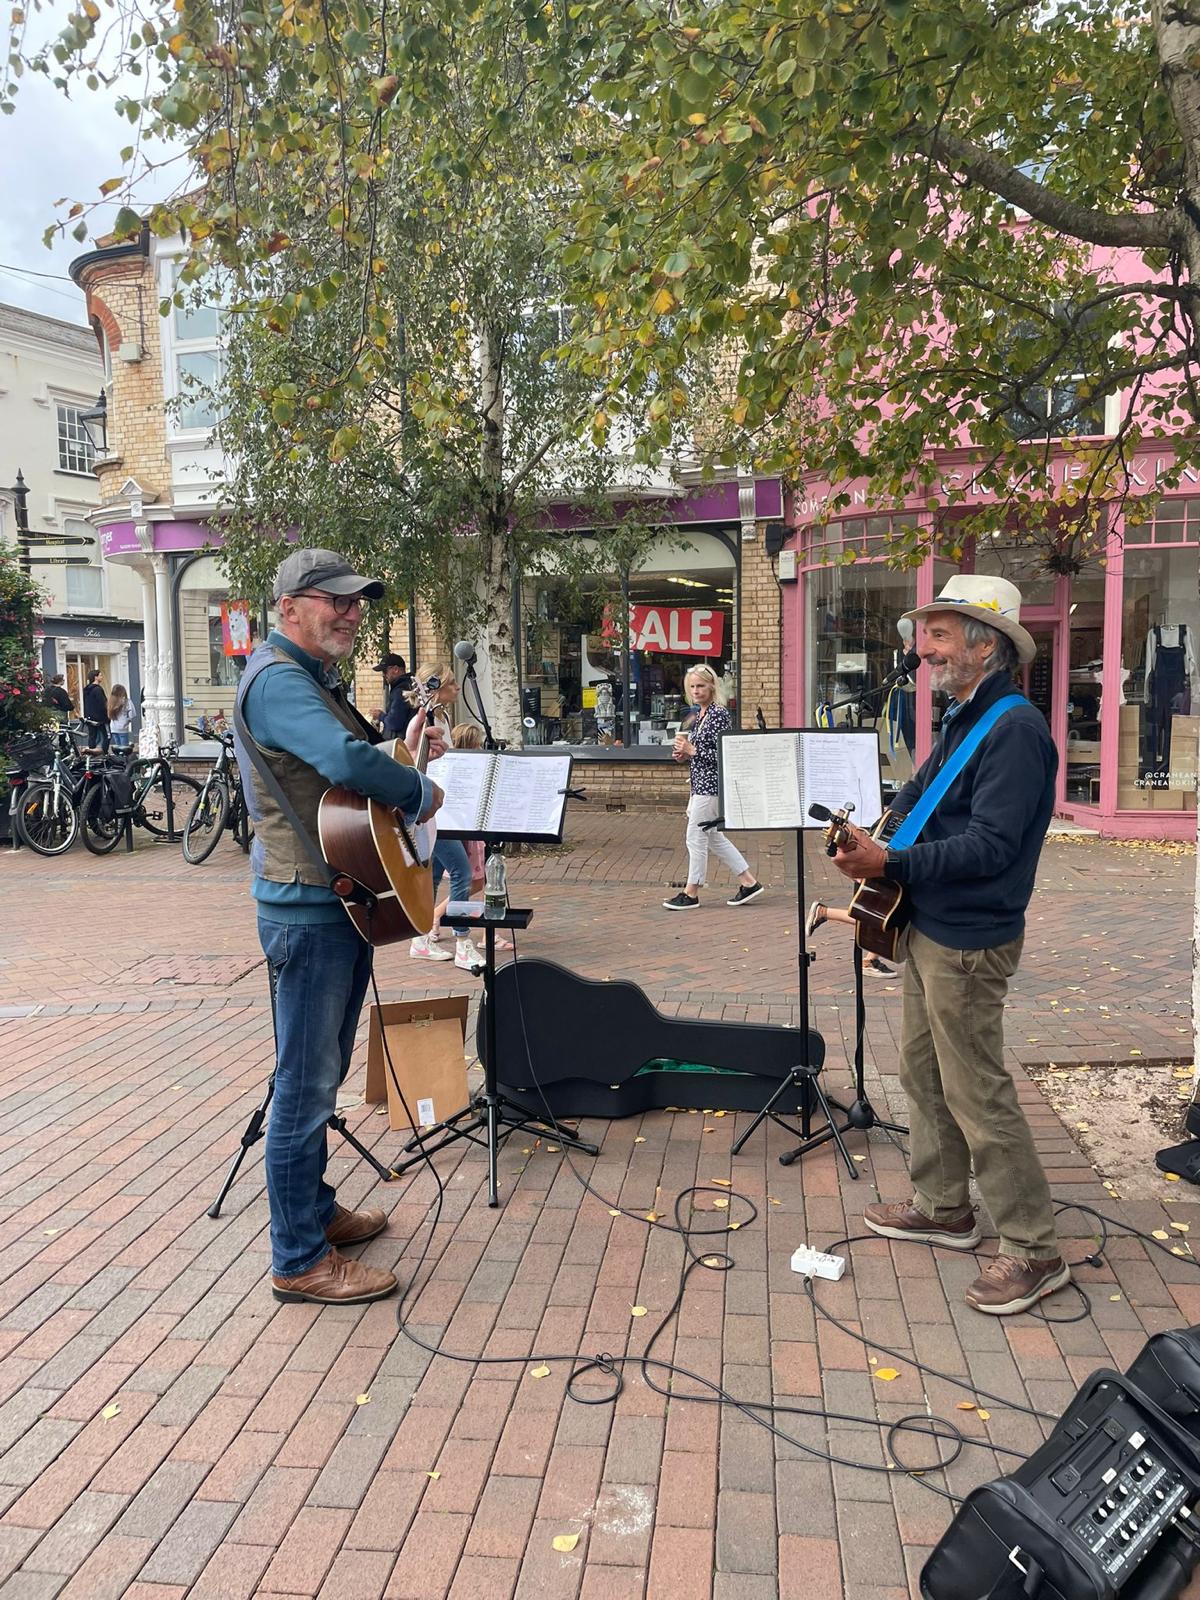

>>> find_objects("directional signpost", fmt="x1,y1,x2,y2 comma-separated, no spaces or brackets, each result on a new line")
18,533,96,550
26,556,94,566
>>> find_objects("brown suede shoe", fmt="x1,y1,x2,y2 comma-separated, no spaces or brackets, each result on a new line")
325,1203,388,1248
272,1247,398,1305
863,1200,981,1250
965,1254,1070,1316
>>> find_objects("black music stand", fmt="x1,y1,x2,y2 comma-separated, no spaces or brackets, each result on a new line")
718,727,898,1177
389,906,599,1206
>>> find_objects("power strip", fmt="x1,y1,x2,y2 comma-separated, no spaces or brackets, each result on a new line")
790,1244,846,1281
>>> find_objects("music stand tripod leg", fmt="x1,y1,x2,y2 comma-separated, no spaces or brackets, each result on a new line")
208,1074,275,1219
778,1068,860,1179
730,1071,810,1157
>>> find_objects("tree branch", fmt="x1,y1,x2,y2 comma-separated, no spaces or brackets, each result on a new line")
925,129,1182,250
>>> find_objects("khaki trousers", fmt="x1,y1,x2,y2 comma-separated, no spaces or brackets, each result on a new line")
899,927,1059,1261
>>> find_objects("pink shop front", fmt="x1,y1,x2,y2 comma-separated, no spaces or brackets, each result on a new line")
779,464,1200,840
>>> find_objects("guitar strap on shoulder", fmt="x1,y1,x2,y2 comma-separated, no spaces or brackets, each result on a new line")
232,691,376,909
889,694,1026,852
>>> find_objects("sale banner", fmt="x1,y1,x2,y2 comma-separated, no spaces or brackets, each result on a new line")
627,605,725,657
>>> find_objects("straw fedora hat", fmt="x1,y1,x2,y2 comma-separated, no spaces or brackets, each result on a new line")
902,574,1036,666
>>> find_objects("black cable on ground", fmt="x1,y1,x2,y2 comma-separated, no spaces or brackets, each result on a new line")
364,928,1200,1505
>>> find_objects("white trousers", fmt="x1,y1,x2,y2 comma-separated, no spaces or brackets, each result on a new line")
685,793,749,886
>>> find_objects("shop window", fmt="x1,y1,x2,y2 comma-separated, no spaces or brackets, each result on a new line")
56,403,95,475
1064,568,1105,804
807,561,917,788
170,269,226,433
1118,546,1200,812
520,561,734,746
968,536,1058,607
1123,498,1200,546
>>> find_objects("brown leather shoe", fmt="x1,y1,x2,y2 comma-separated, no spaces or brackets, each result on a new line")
863,1200,981,1250
324,1203,388,1247
272,1247,398,1305
965,1254,1070,1316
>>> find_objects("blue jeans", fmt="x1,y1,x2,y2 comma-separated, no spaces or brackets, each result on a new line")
433,839,472,937
258,914,373,1277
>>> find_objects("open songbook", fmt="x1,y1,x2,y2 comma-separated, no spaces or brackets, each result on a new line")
718,729,884,832
424,750,573,843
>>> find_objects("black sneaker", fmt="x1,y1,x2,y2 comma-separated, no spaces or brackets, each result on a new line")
727,883,765,906
864,955,898,978
663,892,700,910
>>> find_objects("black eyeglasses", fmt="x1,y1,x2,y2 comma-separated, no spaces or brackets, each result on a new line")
290,590,369,615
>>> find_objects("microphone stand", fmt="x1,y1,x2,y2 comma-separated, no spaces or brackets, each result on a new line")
460,659,497,751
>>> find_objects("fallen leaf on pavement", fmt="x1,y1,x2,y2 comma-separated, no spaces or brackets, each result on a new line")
552,1533,580,1553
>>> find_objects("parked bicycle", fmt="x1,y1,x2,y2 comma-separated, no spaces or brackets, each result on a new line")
79,741,201,855
8,726,105,857
181,725,252,864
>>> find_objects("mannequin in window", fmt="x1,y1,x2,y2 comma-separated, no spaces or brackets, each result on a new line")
1145,623,1197,770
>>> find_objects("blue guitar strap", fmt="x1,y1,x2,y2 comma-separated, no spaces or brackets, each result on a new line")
888,694,1025,851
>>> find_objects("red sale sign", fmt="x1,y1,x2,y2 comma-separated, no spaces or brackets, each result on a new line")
628,605,725,657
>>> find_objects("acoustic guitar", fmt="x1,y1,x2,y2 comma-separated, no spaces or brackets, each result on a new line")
820,803,910,962
317,738,436,945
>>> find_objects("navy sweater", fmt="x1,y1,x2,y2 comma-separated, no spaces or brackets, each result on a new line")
883,670,1056,951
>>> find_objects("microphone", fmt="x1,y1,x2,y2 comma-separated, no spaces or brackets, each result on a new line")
881,648,920,690
453,640,477,667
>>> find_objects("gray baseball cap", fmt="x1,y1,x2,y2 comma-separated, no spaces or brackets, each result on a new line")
272,547,386,603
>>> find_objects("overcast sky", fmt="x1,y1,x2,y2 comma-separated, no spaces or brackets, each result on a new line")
0,11,183,326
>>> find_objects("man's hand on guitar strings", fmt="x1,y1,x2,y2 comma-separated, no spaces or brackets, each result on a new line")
831,822,887,881
417,782,444,824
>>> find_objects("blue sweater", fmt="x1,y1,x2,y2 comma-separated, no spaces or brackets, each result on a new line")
883,670,1056,950
242,632,433,924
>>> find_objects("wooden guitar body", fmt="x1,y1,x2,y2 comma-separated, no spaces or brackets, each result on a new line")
317,738,436,945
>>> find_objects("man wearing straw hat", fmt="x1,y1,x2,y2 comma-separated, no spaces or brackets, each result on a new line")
830,574,1069,1316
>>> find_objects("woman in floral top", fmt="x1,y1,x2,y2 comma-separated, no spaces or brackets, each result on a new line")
663,664,765,911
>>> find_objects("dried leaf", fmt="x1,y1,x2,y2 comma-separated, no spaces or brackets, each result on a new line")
645,1212,660,1223
711,1198,729,1209
608,1209,620,1217
1110,1294,1123,1302
1172,1222,1191,1233
1152,1230,1170,1241
552,1533,580,1553
426,1470,440,1480
1076,1122,1090,1132
977,1409,991,1422
703,1256,722,1267
713,1110,727,1117
728,1222,741,1230
955,1401,977,1412
852,1154,866,1163
1165,1173,1182,1182
355,1393,371,1406
1130,1049,1143,1057
1173,1247,1188,1257
529,1365,551,1379
874,1367,900,1382
633,1136,646,1144
546,1146,560,1154
630,1305,648,1317
710,1178,732,1188
42,1229,59,1237
100,1403,121,1420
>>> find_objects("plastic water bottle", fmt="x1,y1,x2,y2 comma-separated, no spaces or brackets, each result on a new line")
484,851,508,919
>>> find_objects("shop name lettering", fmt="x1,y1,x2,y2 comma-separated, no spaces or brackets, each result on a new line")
795,458,1200,523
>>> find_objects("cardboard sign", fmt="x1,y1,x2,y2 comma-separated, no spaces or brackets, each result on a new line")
628,605,725,657
365,995,470,1132
220,600,253,656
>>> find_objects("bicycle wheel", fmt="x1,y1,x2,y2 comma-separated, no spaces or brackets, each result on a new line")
137,773,201,840
80,780,124,855
14,785,79,857
182,780,230,864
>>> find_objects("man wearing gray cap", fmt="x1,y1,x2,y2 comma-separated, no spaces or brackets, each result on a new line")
234,548,443,1306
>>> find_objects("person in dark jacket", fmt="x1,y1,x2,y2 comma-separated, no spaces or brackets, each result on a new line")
82,669,109,751
373,653,415,740
830,575,1068,1318
42,675,74,717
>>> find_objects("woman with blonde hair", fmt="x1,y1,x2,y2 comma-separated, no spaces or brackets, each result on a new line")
663,663,764,911
404,665,484,973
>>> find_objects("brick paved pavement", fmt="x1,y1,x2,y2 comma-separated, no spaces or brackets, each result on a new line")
0,813,1196,1599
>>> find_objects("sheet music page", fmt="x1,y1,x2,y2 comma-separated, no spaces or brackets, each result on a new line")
721,734,803,829
798,732,883,828
425,751,493,832
484,755,572,837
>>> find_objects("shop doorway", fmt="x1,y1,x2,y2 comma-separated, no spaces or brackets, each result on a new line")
65,652,105,714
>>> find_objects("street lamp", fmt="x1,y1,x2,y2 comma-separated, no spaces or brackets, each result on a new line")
78,390,108,457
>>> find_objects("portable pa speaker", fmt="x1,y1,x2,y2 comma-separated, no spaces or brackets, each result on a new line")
921,1366,1200,1600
